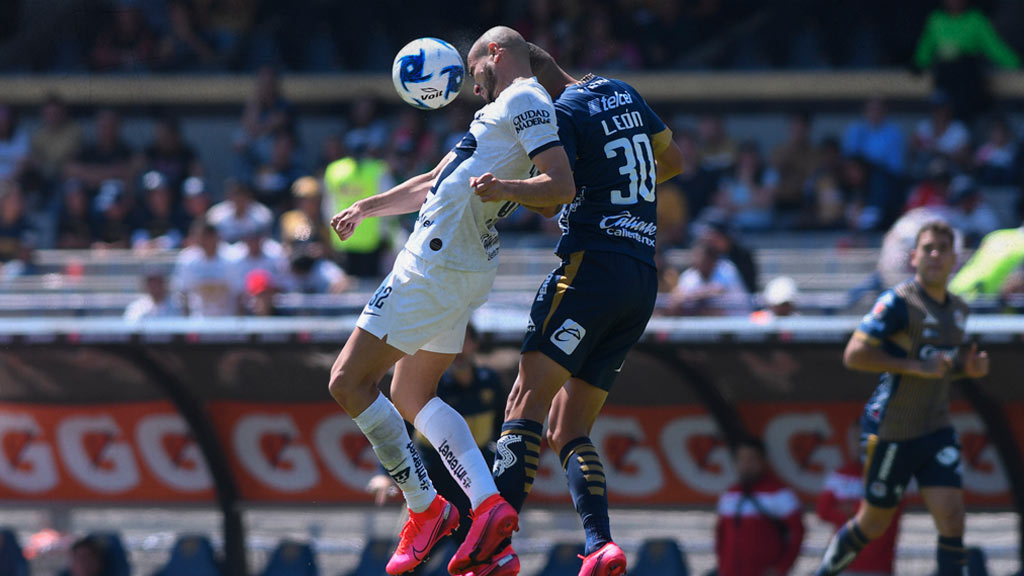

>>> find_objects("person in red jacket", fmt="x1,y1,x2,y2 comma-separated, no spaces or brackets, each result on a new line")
716,436,806,576
816,422,902,576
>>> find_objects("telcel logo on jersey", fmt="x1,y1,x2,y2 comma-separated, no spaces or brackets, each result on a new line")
512,109,551,133
588,91,633,116
600,210,656,247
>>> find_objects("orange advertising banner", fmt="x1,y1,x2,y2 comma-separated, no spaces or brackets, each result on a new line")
1,401,1020,507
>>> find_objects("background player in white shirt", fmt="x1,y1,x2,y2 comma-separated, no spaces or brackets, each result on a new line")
327,26,574,576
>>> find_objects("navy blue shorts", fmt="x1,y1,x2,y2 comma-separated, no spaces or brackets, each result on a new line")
861,426,962,508
521,250,657,392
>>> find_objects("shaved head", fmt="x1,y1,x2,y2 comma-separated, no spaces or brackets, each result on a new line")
470,26,529,61
467,26,533,103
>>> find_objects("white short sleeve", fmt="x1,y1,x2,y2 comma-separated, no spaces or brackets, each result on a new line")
504,85,561,159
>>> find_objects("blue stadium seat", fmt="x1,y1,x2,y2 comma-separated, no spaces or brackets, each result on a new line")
534,542,586,576
0,528,29,576
262,540,318,576
632,538,689,576
90,532,131,576
154,534,222,576
344,537,395,576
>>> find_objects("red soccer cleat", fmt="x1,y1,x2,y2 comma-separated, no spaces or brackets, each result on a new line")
447,494,519,574
577,542,627,576
385,494,460,575
465,544,519,576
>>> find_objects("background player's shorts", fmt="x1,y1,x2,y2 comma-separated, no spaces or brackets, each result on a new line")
861,427,962,508
521,250,657,391
356,249,496,355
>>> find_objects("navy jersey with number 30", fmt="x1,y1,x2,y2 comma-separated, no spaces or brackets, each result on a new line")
554,76,666,267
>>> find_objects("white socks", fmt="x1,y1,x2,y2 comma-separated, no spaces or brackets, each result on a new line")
415,397,498,509
353,393,436,513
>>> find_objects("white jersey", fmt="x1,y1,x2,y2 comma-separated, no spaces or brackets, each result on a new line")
405,77,561,271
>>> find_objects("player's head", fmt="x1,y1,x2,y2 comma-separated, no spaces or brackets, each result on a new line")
468,26,531,104
527,42,576,100
731,436,766,484
912,220,956,288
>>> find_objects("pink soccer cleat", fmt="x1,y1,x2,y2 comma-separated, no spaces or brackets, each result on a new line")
577,542,627,576
465,544,519,576
385,494,460,575
448,494,519,574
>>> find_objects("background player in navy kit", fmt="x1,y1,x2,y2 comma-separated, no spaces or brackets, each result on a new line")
473,43,684,576
815,220,990,576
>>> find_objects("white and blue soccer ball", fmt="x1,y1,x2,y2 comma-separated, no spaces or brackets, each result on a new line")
392,37,465,110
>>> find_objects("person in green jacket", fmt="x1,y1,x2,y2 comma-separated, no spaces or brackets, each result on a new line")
949,219,1024,300
914,0,1020,120
323,155,394,278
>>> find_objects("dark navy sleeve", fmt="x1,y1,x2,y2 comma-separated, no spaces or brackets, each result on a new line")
855,290,908,345
621,81,666,135
554,100,578,172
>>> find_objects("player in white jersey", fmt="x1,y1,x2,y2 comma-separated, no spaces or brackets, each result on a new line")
328,26,573,576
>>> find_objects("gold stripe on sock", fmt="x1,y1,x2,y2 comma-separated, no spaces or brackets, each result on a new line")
525,441,541,453
524,455,539,466
588,486,605,496
502,429,542,440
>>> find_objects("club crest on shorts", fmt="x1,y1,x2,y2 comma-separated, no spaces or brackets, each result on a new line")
551,318,586,355
936,446,959,466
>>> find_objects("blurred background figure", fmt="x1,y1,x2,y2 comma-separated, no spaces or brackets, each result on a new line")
751,276,800,322
671,241,750,316
323,154,393,279
61,535,106,576
206,177,273,244
123,268,184,322
171,220,240,317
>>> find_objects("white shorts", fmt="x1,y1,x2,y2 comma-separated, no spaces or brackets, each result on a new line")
356,249,496,355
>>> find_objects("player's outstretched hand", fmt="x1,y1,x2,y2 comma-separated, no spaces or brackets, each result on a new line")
915,353,953,379
331,207,363,242
471,172,507,202
964,342,990,379
366,473,399,505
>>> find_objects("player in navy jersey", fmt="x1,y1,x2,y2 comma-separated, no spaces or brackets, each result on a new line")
816,221,990,576
472,43,684,576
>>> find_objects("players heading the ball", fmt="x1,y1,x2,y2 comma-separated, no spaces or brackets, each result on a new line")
328,26,574,576
475,43,684,576
815,220,989,576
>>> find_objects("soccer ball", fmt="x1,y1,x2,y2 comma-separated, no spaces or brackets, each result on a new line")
392,37,465,110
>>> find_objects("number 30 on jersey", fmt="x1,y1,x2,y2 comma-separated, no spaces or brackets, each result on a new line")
605,133,656,205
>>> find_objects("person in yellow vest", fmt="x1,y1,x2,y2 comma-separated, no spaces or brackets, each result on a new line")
278,176,332,251
323,155,394,278
949,218,1024,300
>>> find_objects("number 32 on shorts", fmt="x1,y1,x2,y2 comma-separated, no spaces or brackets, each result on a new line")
368,285,392,309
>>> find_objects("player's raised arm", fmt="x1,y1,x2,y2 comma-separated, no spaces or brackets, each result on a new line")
472,145,575,207
332,151,455,241
652,128,685,183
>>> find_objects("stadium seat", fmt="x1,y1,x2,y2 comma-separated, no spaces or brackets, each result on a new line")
261,540,318,576
343,537,394,576
153,534,222,576
90,532,131,576
0,528,29,576
631,538,689,576
534,542,586,576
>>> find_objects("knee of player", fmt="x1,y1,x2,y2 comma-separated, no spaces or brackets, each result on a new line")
390,392,431,423
546,424,583,454
328,366,362,403
855,507,895,540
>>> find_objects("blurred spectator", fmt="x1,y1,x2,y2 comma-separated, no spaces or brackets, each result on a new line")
156,0,217,71
0,233,37,282
204,0,259,70
671,127,719,227
0,104,30,184
1001,266,1024,300
840,155,883,232
283,242,351,294
251,129,306,213
28,95,83,194
323,155,393,278
227,225,289,287
802,136,846,229
579,5,644,70
124,269,185,321
171,220,240,316
904,157,953,212
343,98,389,159
131,171,186,250
64,535,107,576
143,115,202,199
910,91,971,173
751,276,800,323
236,66,294,164
389,109,439,175
697,113,737,175
671,241,751,316
241,268,280,317
279,176,331,250
950,218,1024,300
205,177,273,243
708,140,777,232
56,180,94,249
90,179,132,249
179,176,211,231
973,115,1018,186
771,111,817,222
914,0,1020,120
315,133,347,177
0,180,30,262
64,109,138,198
816,421,902,576
715,436,805,576
89,3,158,71
946,174,1000,246
841,97,905,179
698,213,759,294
